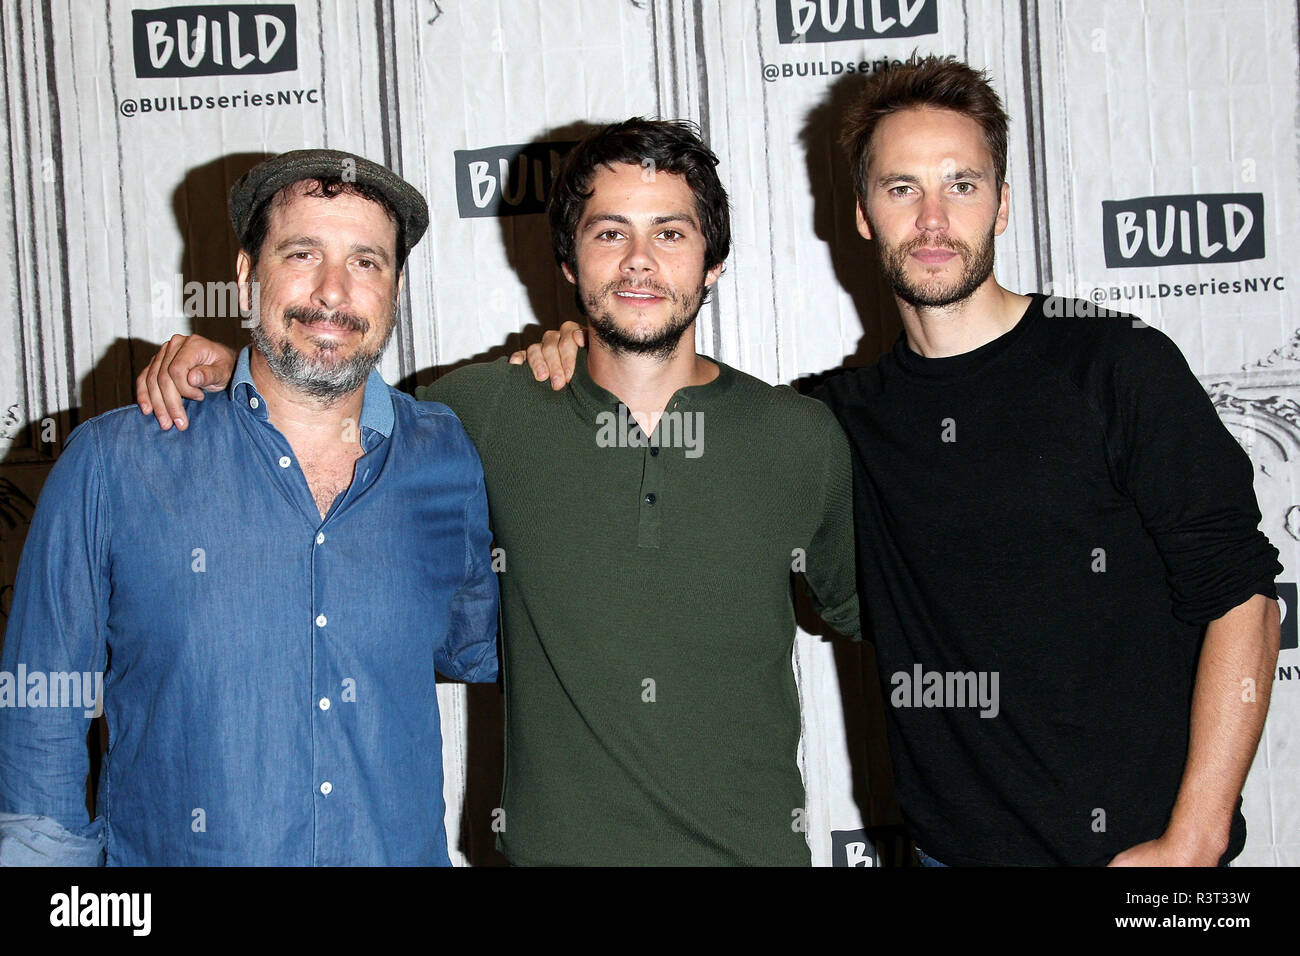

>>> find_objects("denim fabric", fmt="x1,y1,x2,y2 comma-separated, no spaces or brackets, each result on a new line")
0,349,498,865
916,847,948,867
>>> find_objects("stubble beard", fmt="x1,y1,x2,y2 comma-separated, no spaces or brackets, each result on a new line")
250,299,397,402
873,223,997,309
579,277,706,361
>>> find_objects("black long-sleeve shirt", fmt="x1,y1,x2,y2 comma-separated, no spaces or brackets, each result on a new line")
816,294,1280,865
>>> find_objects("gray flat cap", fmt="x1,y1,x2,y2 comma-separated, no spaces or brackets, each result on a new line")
229,148,429,263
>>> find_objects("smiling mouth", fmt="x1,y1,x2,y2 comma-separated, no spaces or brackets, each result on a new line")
286,308,369,338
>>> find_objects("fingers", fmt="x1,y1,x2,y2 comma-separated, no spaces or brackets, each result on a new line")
141,337,185,431
136,347,158,417
560,324,584,381
525,342,550,382
513,326,585,387
540,333,567,390
156,334,197,430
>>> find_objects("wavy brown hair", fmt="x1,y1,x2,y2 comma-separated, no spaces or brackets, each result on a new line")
841,55,1009,209
548,118,731,276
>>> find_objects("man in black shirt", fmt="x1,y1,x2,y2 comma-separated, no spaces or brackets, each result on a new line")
510,57,1282,867
810,55,1281,866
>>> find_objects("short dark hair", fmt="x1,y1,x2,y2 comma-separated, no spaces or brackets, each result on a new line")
241,177,406,268
548,118,731,275
841,55,1009,210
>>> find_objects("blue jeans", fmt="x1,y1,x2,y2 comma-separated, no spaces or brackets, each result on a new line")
916,847,948,867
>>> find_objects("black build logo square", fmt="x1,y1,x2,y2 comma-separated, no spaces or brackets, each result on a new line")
1101,193,1264,269
132,4,298,78
774,0,938,43
453,142,577,219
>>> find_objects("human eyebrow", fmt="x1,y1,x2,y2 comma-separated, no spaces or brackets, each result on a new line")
652,214,699,229
350,244,392,266
274,235,324,253
583,214,632,230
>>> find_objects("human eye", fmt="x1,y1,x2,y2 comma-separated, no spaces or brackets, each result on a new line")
952,181,976,195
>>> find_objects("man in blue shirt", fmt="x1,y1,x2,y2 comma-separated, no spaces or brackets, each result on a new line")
0,150,499,865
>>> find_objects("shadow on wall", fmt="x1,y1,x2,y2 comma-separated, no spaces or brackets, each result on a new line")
399,121,600,395
172,152,275,349
794,73,902,393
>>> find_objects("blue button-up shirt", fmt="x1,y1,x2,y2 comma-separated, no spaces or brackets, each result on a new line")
0,349,498,865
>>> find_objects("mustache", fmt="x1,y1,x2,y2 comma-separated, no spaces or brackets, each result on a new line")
902,235,971,256
594,279,679,302
283,305,370,334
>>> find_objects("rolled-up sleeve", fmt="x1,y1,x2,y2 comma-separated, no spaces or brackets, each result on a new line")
0,420,111,863
0,812,103,866
436,464,500,684
1111,329,1281,625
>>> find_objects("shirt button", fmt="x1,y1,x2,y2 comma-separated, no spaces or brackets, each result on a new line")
278,456,291,468
316,614,327,627
319,781,332,795
316,532,325,545
249,397,259,409
319,697,331,711
649,446,659,457
644,493,656,505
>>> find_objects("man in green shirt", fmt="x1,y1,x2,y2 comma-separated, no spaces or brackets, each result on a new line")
135,120,858,864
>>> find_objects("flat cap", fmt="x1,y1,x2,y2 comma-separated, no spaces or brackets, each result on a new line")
229,148,429,263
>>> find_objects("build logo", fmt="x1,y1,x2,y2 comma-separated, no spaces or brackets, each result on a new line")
775,0,937,43
1102,193,1265,268
132,4,298,78
454,142,576,218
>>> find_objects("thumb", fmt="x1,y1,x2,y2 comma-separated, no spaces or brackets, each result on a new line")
190,365,222,391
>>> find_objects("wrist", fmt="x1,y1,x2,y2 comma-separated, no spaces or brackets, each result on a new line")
1163,815,1230,865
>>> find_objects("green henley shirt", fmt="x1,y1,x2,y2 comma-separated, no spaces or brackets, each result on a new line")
419,348,858,865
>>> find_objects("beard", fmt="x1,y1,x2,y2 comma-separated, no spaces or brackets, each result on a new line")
873,224,997,309
250,302,396,401
578,277,706,360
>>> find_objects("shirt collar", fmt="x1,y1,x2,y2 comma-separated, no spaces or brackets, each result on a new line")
230,347,395,441
569,346,734,414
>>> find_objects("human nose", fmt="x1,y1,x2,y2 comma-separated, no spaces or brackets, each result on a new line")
620,232,657,276
916,191,949,233
311,258,351,311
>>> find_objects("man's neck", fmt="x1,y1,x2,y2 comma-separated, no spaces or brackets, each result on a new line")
585,330,718,436
249,349,365,453
897,278,1034,358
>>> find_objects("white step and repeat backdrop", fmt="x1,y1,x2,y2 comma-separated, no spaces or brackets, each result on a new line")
1,0,1296,865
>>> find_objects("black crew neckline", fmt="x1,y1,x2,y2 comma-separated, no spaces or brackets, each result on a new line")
891,294,1046,380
